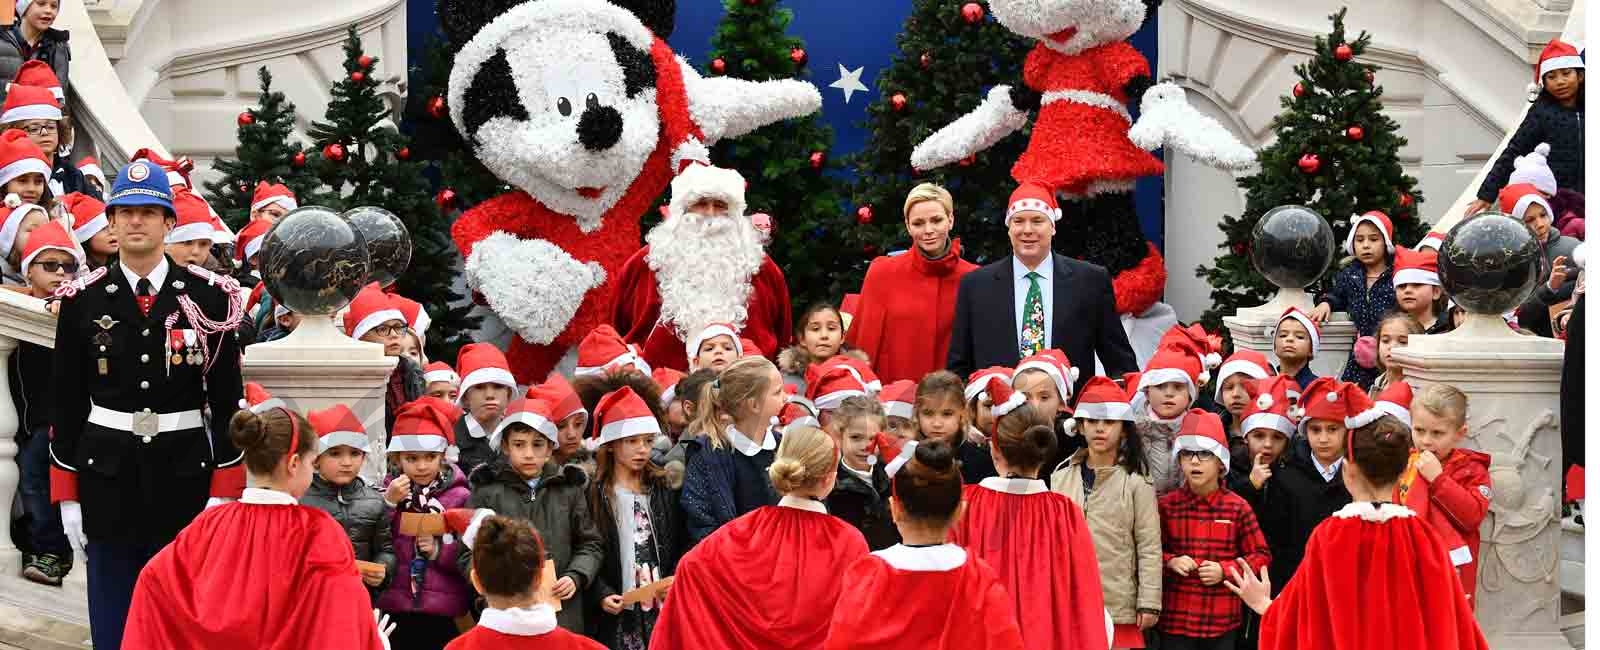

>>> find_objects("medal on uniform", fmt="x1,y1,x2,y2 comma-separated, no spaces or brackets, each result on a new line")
169,331,187,366
93,315,116,347
97,358,108,375
184,331,201,366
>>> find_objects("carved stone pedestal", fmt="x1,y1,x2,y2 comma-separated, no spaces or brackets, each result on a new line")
243,314,397,484
1391,314,1568,649
1223,289,1357,378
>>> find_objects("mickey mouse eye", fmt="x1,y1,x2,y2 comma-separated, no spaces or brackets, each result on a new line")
556,97,572,117
586,93,600,110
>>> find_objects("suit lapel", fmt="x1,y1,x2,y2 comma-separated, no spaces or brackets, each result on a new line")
995,259,1017,353
1050,254,1074,349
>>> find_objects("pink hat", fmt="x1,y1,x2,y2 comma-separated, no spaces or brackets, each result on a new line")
1274,307,1321,356
1213,349,1272,402
308,404,370,454
965,366,1014,403
1173,409,1229,467
1344,210,1395,255
530,374,587,424
1374,381,1414,427
590,386,662,448
1014,349,1078,401
343,283,405,341
879,379,916,420
492,393,559,449
18,219,79,272
1071,375,1134,422
1006,182,1060,223
250,181,298,213
0,84,59,123
575,325,650,377
166,190,216,244
807,365,869,411
454,342,517,404
10,60,62,100
1240,376,1298,439
423,361,460,386
1393,246,1441,288
653,367,687,407
389,397,461,454
233,218,272,263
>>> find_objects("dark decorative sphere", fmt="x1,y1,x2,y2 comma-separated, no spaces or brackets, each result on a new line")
343,206,412,289
260,206,371,316
1250,205,1335,289
1439,212,1543,314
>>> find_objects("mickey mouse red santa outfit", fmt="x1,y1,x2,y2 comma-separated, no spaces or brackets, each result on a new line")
441,0,820,383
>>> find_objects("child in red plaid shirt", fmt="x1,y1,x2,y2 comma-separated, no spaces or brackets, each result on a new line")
1159,410,1271,650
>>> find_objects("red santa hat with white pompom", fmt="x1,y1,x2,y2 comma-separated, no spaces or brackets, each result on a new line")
1006,182,1061,223
1173,409,1230,468
590,386,662,450
491,392,559,450
1014,349,1078,401
1374,381,1415,427
1344,210,1395,255
575,325,651,377
239,382,285,414
1240,376,1298,439
307,404,370,454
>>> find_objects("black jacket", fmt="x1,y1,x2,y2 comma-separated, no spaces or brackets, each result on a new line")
50,153,97,202
9,339,49,435
946,253,1137,391
826,463,900,551
1232,444,1351,596
585,476,685,642
1477,96,1584,200
0,24,68,105
299,474,396,601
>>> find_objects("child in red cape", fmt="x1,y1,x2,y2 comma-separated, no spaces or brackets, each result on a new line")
824,441,1025,650
650,426,868,649
123,406,391,649
445,515,604,650
1224,413,1490,650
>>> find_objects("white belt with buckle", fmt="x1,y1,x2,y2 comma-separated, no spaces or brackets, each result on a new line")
88,405,204,438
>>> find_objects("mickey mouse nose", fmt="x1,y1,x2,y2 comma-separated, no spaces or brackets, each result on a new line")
577,103,623,152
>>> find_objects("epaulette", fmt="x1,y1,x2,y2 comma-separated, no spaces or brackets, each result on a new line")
184,264,242,294
50,266,108,300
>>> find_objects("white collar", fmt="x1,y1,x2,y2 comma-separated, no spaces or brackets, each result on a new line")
726,425,776,457
240,487,297,505
1012,255,1052,280
1313,456,1344,481
873,543,968,572
977,476,1049,495
477,604,559,637
1332,501,1416,522
778,494,828,514
465,416,489,440
120,257,171,293
840,459,873,483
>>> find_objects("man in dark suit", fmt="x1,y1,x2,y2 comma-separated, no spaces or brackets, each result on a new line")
947,183,1137,394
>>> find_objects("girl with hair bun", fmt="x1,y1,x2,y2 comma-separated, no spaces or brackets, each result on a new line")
1224,416,1490,650
653,426,869,650
123,405,392,649
824,442,1024,650
445,516,604,650
949,387,1113,650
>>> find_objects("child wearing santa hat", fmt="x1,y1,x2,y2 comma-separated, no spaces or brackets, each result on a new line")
1310,210,1396,389
0,199,48,284
687,322,742,372
1157,410,1271,650
879,379,918,440
0,78,76,199
452,343,518,479
59,192,114,268
824,395,899,551
423,362,461,402
1271,307,1320,390
1501,182,1584,337
531,374,590,470
963,366,1012,442
917,370,997,484
76,156,106,196
1213,349,1272,443
462,391,603,634
1397,383,1491,606
778,302,850,391
299,404,395,603
1468,38,1584,216
165,190,217,268
1249,378,1356,597
679,356,786,545
1135,341,1210,495
1507,142,1586,240
1226,375,1305,638
445,516,605,650
1389,246,1451,335
249,181,297,224
1013,349,1082,471
0,128,48,211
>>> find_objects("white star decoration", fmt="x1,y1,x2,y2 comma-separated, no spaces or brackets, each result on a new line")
829,64,868,104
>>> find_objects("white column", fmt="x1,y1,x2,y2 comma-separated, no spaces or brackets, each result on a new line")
1223,289,1357,378
1391,314,1567,649
0,334,19,576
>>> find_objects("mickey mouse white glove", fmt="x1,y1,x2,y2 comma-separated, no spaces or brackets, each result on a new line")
1128,82,1256,171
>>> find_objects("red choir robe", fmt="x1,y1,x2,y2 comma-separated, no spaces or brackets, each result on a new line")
823,543,1024,650
610,246,794,372
845,240,978,383
123,488,385,650
1259,502,1490,650
949,477,1111,650
650,497,868,649
445,604,604,650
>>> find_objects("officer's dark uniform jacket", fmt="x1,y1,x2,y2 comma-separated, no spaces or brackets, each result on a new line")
49,256,245,544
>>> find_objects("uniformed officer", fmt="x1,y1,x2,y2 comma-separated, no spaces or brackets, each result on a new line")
48,159,245,650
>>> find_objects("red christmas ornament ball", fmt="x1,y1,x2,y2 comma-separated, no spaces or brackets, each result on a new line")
809,150,825,170
711,58,727,74
436,188,459,212
291,151,307,168
863,243,879,256
790,48,807,65
744,0,759,4
961,2,984,24
959,155,975,167
920,52,932,69
357,55,374,69
1346,126,1365,141
237,111,255,126
1293,83,1306,98
1297,153,1321,174
1334,43,1353,61
1399,192,1415,208
349,71,366,83
890,93,907,111
427,96,447,119
323,143,346,163
856,205,874,225
396,147,411,161
1231,241,1248,256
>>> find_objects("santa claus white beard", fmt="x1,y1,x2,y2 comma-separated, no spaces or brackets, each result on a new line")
645,212,765,340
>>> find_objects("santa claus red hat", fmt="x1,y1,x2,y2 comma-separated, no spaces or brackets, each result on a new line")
870,432,918,477
251,181,298,213
0,129,48,190
653,367,687,407
307,404,370,454
130,148,193,189
740,337,762,358
240,382,285,414
76,156,105,189
668,164,747,219
1014,349,1078,400
390,294,430,345
1299,378,1383,432
491,393,559,450
879,379,916,420
1374,381,1414,427
1213,349,1272,402
1509,143,1558,195
1120,372,1143,402
779,385,820,430
0,201,42,261
59,192,108,243
343,283,404,341
1499,183,1554,222
1072,375,1134,423
1344,210,1395,255
1173,409,1229,468
1158,324,1224,370
591,386,662,449
1240,376,1298,439
1137,343,1207,403
807,355,882,394
575,325,651,377
423,361,460,386
1274,307,1321,356
1536,38,1585,88
234,218,272,264
455,342,517,405
18,219,78,273
530,374,587,424
985,376,1027,421
686,322,742,367
165,191,216,244
965,366,1014,403
389,397,461,454
0,83,59,124
1417,229,1448,252
1393,246,1441,288
1006,182,1060,223
11,60,62,100
807,365,869,411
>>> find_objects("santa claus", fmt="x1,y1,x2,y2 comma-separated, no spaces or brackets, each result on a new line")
611,164,792,371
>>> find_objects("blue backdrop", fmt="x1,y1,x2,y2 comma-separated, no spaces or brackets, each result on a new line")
407,0,1165,247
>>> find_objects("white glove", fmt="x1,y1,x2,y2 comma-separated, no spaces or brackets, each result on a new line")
464,232,607,345
60,501,86,552
205,497,234,509
911,85,1030,171
374,609,396,650
1127,82,1257,170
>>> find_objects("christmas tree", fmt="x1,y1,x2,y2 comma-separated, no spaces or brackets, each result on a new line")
1197,9,1427,329
308,26,477,360
703,0,848,314
202,67,323,231
404,36,508,217
845,1,1033,275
